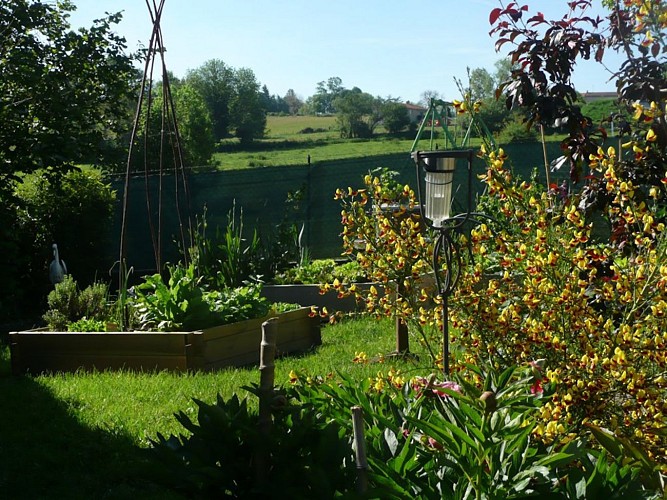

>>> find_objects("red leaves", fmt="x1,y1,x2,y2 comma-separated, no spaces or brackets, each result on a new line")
489,7,502,25
489,3,528,25
527,12,546,26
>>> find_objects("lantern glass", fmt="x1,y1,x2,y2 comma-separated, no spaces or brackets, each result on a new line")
424,156,455,228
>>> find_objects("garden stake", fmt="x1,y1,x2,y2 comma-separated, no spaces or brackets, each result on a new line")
255,317,278,487
351,406,368,494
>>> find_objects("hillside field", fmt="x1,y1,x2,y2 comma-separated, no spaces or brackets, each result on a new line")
211,115,488,170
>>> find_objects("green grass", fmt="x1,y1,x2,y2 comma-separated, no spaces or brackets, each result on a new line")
265,114,338,138
210,114,487,170
0,316,434,498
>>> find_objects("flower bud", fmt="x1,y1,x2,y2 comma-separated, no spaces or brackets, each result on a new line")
480,391,497,413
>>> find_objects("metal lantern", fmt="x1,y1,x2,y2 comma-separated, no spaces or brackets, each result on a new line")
411,148,475,375
411,149,474,229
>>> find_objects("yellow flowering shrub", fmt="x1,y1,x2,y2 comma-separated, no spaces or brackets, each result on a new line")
333,171,443,362
453,145,667,464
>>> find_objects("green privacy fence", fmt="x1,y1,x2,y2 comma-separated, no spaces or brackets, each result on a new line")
108,142,565,273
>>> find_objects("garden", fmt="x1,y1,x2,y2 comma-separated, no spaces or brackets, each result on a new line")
2,0,667,498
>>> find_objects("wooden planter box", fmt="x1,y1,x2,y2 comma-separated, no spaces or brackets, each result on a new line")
9,307,320,375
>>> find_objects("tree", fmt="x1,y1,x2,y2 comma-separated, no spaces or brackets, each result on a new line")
186,59,235,140
0,1,136,182
419,90,442,107
490,0,667,242
469,67,496,101
0,0,136,320
259,84,273,111
135,81,215,169
173,85,216,165
186,60,266,143
283,89,303,115
307,76,346,114
382,101,411,134
229,68,266,144
334,89,378,138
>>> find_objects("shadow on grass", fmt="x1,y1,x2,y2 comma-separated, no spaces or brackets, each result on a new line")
0,344,181,499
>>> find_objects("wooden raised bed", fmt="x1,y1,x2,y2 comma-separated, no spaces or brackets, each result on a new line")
9,307,320,375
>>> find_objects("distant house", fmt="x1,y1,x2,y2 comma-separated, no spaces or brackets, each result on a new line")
581,91,618,103
404,102,427,123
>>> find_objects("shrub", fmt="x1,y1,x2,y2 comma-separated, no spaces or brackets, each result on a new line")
497,112,540,144
452,145,667,466
43,276,110,331
331,171,441,360
16,169,116,287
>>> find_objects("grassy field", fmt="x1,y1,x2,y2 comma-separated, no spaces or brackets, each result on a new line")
0,316,434,498
210,114,482,170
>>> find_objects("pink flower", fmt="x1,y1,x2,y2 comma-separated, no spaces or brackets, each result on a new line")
412,376,461,398
427,436,443,450
530,378,544,395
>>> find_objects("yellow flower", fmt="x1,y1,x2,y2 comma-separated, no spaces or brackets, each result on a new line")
647,128,657,142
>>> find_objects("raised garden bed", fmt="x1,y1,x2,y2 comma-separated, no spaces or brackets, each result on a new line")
9,307,320,375
261,283,376,312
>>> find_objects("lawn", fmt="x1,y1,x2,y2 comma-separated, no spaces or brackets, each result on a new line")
0,316,433,498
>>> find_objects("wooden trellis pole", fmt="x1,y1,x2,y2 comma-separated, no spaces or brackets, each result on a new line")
119,0,193,307
255,317,278,487
351,405,369,493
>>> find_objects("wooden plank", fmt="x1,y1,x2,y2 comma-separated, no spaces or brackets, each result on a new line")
11,332,190,356
18,353,188,374
200,316,268,341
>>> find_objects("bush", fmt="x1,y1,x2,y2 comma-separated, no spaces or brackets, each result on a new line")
43,275,110,331
16,169,116,288
331,171,441,360
452,145,667,466
497,113,540,144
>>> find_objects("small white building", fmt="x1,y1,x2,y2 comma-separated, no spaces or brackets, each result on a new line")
404,102,427,123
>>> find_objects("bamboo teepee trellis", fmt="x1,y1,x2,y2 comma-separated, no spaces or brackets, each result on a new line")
118,0,193,300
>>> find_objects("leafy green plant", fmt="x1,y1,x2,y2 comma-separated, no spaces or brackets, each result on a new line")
154,359,658,498
131,263,270,331
67,317,107,332
273,258,366,285
269,302,302,314
188,203,300,288
288,362,659,498
205,284,270,326
43,276,110,331
150,389,355,498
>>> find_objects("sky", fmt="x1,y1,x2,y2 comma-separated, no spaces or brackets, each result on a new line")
66,1,622,104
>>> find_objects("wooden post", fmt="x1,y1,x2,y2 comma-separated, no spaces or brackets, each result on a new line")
255,317,278,487
395,317,409,354
395,281,409,354
351,406,368,493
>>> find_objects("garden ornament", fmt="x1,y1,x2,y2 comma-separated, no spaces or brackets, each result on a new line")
49,243,67,284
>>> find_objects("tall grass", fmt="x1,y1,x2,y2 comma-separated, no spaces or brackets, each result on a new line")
0,316,434,498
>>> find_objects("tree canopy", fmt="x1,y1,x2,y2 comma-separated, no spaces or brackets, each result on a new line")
0,0,137,190
186,59,266,143
0,0,137,319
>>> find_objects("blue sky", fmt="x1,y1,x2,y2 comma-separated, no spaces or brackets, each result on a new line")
67,1,621,103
